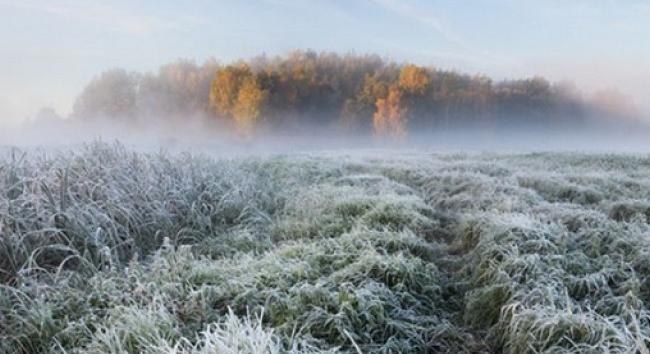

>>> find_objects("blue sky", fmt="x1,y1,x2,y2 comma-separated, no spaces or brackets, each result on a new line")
1,0,649,124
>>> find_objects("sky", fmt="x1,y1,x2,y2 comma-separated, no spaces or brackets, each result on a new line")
1,0,649,125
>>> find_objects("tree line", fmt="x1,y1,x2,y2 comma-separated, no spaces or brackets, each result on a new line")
72,50,615,137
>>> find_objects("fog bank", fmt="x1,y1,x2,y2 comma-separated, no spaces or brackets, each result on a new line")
2,115,650,155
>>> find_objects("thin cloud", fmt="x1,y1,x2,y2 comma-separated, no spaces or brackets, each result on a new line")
369,0,472,51
368,0,519,71
0,0,203,36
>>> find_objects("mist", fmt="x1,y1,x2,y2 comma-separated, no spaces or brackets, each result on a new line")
6,2,650,352
2,114,649,157
1,51,647,154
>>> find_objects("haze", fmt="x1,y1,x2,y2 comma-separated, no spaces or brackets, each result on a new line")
1,0,650,125
5,3,650,353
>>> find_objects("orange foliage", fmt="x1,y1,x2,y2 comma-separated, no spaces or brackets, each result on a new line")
399,65,429,94
373,85,407,138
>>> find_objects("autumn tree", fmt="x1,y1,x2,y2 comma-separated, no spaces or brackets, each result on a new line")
71,51,594,133
232,75,268,135
398,64,429,94
342,74,388,131
373,85,407,138
209,64,252,117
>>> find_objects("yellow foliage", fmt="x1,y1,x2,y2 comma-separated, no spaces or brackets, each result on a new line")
209,64,252,117
399,65,429,94
233,76,267,136
373,85,407,138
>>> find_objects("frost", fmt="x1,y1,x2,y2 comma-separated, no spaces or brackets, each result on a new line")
1,142,650,353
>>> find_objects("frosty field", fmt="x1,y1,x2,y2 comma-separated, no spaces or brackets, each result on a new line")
1,142,650,353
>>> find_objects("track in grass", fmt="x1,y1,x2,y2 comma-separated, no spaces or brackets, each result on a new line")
1,142,650,353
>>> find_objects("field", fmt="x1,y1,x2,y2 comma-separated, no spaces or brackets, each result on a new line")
1,142,650,353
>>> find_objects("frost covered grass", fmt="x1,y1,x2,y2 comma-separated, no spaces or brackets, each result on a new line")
1,142,650,353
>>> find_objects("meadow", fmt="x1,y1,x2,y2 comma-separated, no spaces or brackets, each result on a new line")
1,142,649,353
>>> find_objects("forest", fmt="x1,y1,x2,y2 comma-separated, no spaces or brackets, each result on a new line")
70,50,632,137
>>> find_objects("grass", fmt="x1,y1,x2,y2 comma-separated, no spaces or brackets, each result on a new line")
1,142,650,353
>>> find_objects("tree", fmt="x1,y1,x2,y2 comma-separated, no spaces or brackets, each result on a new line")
72,69,138,120
71,52,594,133
373,85,407,138
130,59,220,119
232,75,268,135
399,64,429,94
209,64,251,118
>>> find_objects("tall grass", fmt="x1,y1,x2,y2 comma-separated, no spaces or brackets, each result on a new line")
1,142,649,353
